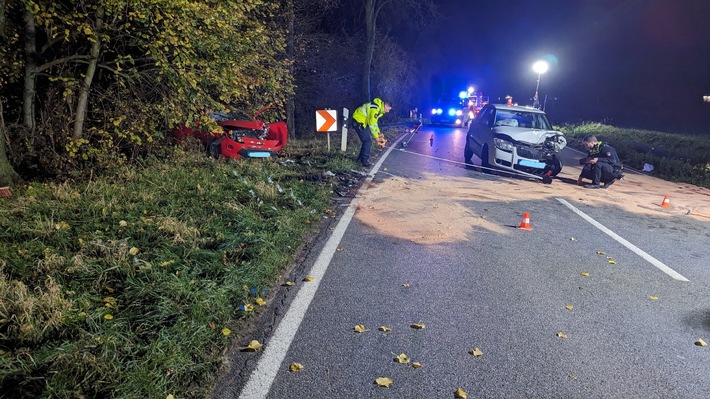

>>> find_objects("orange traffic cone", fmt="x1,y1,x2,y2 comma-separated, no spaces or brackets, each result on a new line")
659,195,671,208
518,212,533,231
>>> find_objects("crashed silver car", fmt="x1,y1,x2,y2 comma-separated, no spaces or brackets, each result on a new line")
464,104,566,183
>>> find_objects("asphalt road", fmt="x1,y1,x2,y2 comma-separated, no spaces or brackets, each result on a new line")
214,124,710,399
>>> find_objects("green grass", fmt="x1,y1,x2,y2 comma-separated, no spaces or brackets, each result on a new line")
0,130,385,398
558,122,710,189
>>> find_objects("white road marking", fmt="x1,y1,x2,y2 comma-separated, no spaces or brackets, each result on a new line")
556,198,689,282
238,139,398,398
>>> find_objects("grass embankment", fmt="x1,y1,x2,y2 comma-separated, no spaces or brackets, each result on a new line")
558,122,710,189
0,132,385,398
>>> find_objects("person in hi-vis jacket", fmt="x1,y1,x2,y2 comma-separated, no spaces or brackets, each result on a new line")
352,98,391,167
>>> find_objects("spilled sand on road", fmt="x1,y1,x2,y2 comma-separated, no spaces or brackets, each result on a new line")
355,165,710,245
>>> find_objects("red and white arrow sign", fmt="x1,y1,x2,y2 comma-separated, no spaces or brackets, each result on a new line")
316,109,337,132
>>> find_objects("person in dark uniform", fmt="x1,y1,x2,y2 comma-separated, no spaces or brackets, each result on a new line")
577,134,624,189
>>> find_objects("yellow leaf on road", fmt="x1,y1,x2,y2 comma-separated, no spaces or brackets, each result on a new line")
556,332,568,339
412,362,422,368
255,297,266,306
244,340,262,351
469,347,483,357
596,251,606,255
375,377,393,388
649,296,658,301
354,324,367,333
302,276,315,282
454,388,468,398
695,338,707,347
608,260,617,265
581,272,590,277
289,363,304,372
410,322,425,329
565,305,574,311
402,283,411,288
379,326,392,332
282,281,295,286
394,353,410,364
336,247,345,252
222,327,232,336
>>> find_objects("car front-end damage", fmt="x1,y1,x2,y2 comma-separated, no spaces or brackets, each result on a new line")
490,127,566,181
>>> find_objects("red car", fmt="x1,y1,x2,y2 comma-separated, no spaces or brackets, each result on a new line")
174,107,288,159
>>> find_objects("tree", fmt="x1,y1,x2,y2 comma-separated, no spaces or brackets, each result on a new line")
0,0,20,185
358,0,435,102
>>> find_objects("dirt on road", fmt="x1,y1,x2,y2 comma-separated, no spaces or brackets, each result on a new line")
355,165,710,245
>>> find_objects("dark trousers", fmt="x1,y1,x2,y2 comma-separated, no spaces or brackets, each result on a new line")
352,123,372,164
581,162,615,184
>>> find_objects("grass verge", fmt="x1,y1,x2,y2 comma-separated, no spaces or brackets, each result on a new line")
0,127,398,398
558,122,710,189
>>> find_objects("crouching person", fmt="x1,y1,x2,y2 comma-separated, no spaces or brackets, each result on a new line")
577,134,624,189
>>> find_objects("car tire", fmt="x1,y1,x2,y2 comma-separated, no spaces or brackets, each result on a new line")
480,144,491,167
547,156,563,176
464,137,474,163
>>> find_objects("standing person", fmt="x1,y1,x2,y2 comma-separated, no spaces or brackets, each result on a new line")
577,134,624,189
352,98,391,167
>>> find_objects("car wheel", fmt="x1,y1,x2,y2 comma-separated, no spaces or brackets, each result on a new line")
464,137,473,163
480,144,491,167
207,136,224,159
548,157,563,176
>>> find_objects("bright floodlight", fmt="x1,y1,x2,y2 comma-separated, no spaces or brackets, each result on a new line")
468,86,475,94
459,91,468,99
532,60,549,75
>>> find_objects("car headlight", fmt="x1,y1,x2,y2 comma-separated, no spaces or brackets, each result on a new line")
431,109,437,115
436,108,443,115
456,110,463,116
448,108,456,116
493,138,515,152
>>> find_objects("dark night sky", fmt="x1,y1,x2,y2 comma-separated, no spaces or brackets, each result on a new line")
403,0,710,132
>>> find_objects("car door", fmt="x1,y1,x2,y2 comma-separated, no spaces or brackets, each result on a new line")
468,106,494,156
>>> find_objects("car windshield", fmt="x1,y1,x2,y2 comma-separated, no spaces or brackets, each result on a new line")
493,109,551,130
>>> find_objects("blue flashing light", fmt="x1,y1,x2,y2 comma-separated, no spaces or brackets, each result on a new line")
459,91,467,99
448,108,457,116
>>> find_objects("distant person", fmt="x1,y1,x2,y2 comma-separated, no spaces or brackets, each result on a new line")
577,134,624,189
352,98,391,167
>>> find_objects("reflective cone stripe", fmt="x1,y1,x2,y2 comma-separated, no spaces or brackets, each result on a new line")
518,212,533,230
660,195,671,208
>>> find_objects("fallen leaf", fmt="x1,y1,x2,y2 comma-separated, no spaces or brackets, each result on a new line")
556,332,568,339
255,297,267,306
412,362,422,369
282,281,295,286
336,247,345,252
469,347,483,357
375,377,393,388
649,296,658,301
606,256,614,260
167,395,175,399
695,338,707,347
570,237,577,241
119,220,128,227
222,327,232,336
354,324,368,333
244,340,262,351
289,362,304,372
608,260,617,265
595,251,606,255
302,276,315,282
103,314,113,320
209,322,216,330
240,304,254,312
379,326,392,332
581,272,590,277
129,247,140,256
410,322,425,329
454,388,468,398
565,305,574,311
394,353,410,364
402,283,411,288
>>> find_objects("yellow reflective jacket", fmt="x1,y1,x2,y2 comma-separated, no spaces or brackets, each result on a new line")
353,98,385,138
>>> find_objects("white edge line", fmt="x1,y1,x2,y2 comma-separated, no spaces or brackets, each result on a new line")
238,144,395,398
556,198,689,282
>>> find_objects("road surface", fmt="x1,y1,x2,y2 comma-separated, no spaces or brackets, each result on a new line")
214,124,710,399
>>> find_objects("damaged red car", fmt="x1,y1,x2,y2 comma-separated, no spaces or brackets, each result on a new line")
174,106,288,159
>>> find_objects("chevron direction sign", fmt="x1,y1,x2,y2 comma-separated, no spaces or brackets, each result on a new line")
316,109,337,132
